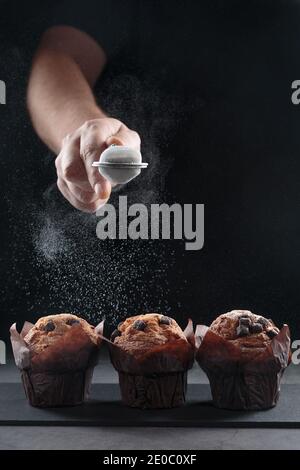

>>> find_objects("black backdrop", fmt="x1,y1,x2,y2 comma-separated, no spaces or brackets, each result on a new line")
0,0,300,344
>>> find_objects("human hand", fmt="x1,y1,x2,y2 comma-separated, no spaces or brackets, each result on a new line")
55,117,141,212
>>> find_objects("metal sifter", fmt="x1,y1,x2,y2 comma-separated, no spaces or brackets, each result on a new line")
92,145,148,185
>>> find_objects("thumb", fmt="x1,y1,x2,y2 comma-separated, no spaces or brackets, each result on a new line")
106,135,127,147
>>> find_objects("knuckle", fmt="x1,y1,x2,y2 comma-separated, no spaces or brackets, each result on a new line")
89,123,100,132
61,163,74,180
62,133,72,144
81,143,99,161
83,120,99,132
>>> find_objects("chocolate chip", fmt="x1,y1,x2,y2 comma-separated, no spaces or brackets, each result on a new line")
44,321,55,332
257,317,269,327
133,320,147,331
66,319,80,326
267,328,278,339
250,323,263,334
159,316,171,325
239,317,251,327
236,325,249,337
111,329,121,341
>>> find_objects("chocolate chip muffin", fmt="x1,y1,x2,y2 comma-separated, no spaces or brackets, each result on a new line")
12,314,103,408
24,314,99,354
196,309,291,410
109,313,194,409
111,314,187,356
210,310,280,350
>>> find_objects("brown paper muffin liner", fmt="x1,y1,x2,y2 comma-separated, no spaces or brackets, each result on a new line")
107,319,195,409
195,324,291,410
10,320,104,408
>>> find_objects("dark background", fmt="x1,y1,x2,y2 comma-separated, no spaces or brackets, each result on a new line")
0,0,300,344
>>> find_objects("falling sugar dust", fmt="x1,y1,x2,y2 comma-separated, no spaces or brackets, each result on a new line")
32,186,177,327
27,74,195,327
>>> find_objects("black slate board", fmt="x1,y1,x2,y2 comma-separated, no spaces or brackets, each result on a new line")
0,383,300,427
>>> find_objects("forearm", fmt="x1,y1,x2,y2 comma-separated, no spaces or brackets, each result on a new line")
27,48,105,153
27,27,141,212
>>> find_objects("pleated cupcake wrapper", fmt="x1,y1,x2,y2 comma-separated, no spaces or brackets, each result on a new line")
107,319,195,376
20,368,95,408
195,324,291,410
10,320,104,407
117,370,188,409
102,320,194,409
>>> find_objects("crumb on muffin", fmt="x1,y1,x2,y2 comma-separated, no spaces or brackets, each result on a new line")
24,313,99,353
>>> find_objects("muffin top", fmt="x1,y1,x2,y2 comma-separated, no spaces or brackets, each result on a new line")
24,314,99,354
210,309,279,348
111,313,187,355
